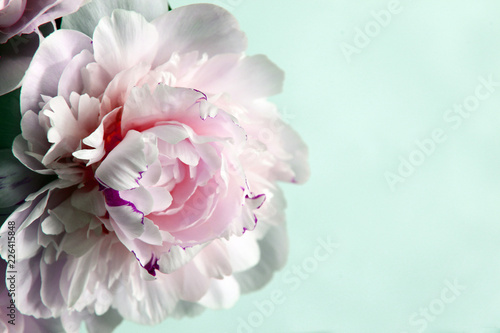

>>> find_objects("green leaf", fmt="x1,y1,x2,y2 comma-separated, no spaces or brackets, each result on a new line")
0,89,21,149
62,0,171,37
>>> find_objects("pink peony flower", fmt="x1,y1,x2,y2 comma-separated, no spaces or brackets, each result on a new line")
0,3,309,331
0,0,87,96
0,0,85,43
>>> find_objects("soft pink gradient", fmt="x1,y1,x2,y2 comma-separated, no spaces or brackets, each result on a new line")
0,5,309,330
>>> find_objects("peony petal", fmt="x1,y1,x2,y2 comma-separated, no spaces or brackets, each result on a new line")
113,260,209,325
15,255,52,318
93,9,158,77
70,186,106,217
62,242,100,308
40,256,67,316
95,130,147,191
234,224,288,293
20,29,93,114
147,187,173,212
0,0,27,28
41,214,64,235
58,227,100,258
84,308,123,333
138,159,162,187
106,200,144,239
139,217,162,246
19,109,50,154
121,84,203,134
43,96,87,165
274,123,310,184
60,310,84,333
81,62,112,98
57,49,94,102
197,276,240,309
100,63,151,115
157,244,203,274
158,139,200,166
50,197,93,233
21,106,50,150
152,4,247,67
193,239,232,279
73,108,121,165
120,186,153,216
62,0,170,37
16,219,42,260
0,0,85,42
225,233,260,273
190,54,285,102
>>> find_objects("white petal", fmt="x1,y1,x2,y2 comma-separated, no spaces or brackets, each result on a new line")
121,84,203,134
143,124,190,145
234,224,288,293
57,49,94,102
120,186,153,215
152,4,247,67
15,255,52,318
274,123,310,184
198,276,240,309
138,159,162,187
62,0,170,37
41,215,64,235
158,139,200,166
158,244,203,274
61,310,83,333
193,239,232,279
95,130,147,191
40,257,67,316
62,243,100,307
93,9,158,77
81,62,112,97
140,217,162,245
13,134,53,176
191,54,284,101
106,203,144,239
58,227,99,257
225,233,260,272
21,30,93,114
100,63,151,115
50,197,93,233
71,186,106,217
73,108,121,165
148,187,173,212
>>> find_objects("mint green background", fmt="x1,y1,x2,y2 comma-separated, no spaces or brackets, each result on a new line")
110,1,500,332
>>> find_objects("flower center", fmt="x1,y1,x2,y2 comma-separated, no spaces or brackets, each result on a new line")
104,110,124,153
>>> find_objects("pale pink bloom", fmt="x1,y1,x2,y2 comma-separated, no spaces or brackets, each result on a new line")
0,4,309,330
0,259,65,333
0,0,85,42
0,0,87,95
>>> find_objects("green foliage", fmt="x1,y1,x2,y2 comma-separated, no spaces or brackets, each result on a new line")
0,89,21,150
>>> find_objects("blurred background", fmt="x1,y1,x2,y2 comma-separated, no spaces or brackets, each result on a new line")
114,0,500,332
